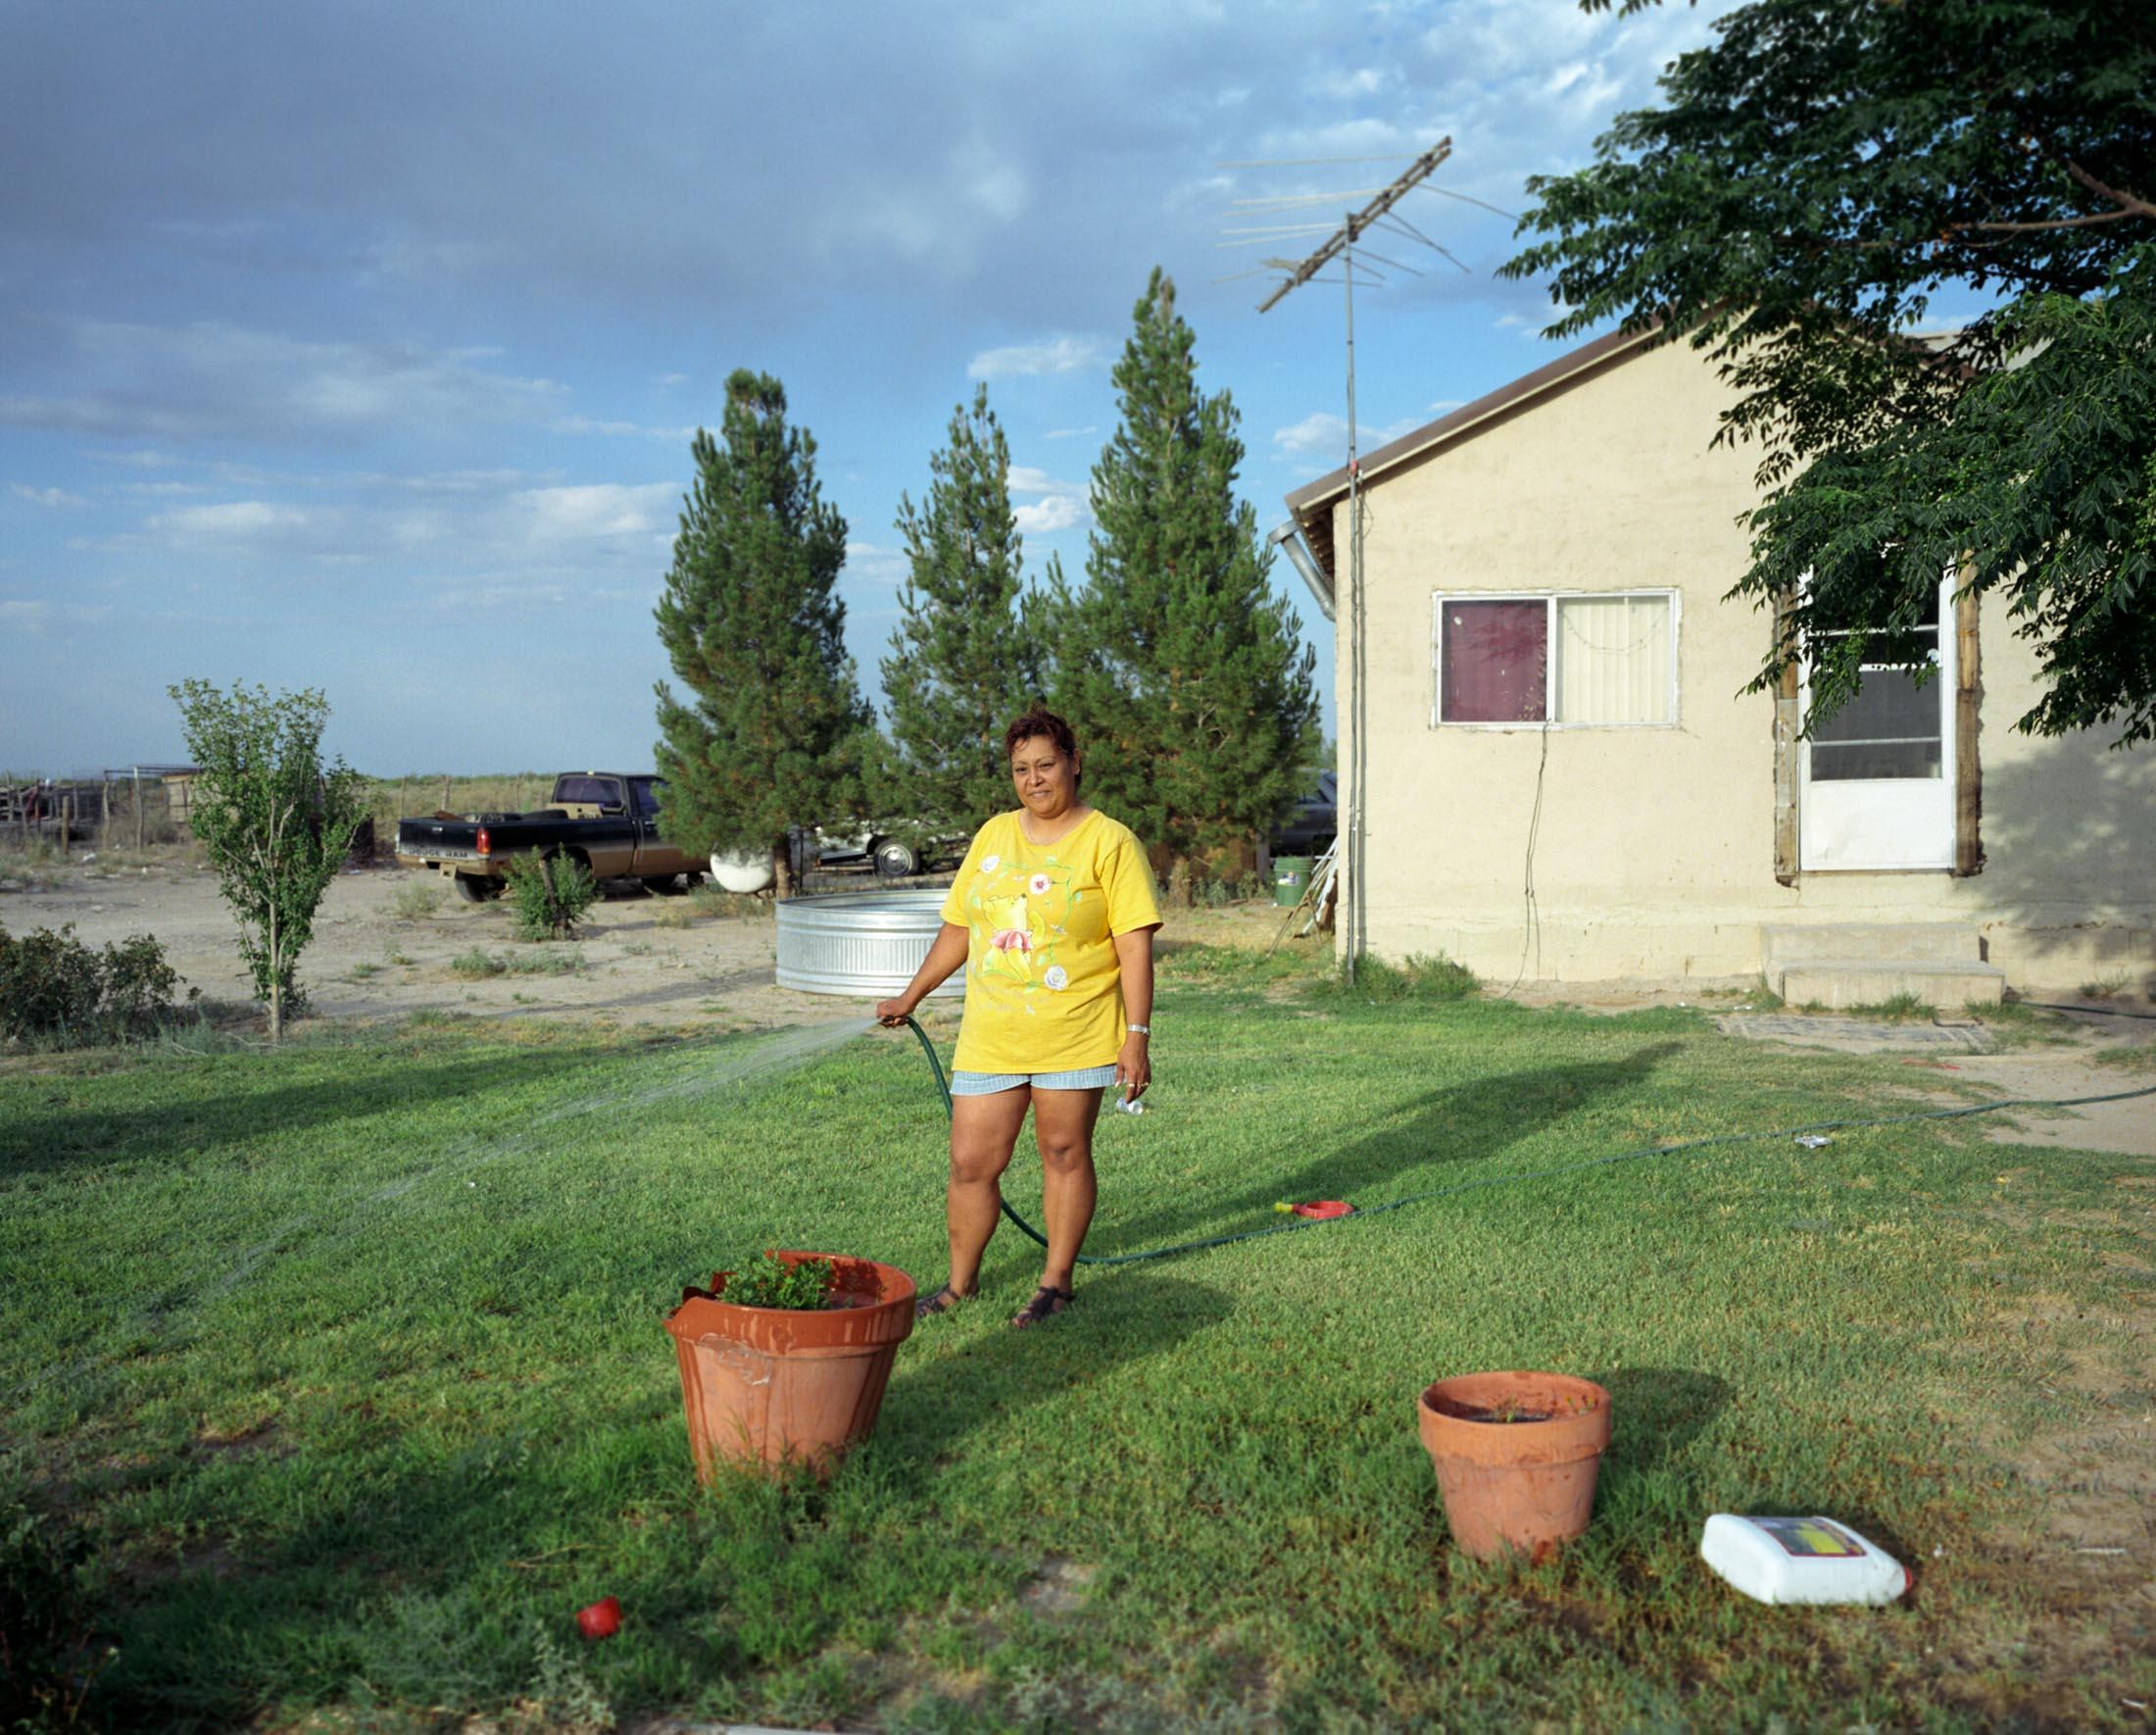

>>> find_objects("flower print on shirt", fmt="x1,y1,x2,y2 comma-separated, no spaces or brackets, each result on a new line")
1044,965,1068,990
1028,872,1053,895
980,893,1043,982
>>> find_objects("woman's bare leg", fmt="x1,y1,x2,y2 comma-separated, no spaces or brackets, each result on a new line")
946,1089,1031,1295
1029,1086,1104,1293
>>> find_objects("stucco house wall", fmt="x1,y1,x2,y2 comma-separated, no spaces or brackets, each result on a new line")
1298,332,2156,992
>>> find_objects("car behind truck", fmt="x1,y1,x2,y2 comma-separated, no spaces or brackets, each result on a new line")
396,772,704,902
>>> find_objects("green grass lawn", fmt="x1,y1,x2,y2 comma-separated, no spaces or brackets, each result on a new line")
4,951,2152,1731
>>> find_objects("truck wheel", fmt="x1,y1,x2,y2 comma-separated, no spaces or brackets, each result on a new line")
643,874,688,896
452,874,502,903
871,837,919,878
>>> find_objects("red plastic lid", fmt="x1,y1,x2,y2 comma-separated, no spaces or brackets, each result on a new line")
1293,1200,1354,1219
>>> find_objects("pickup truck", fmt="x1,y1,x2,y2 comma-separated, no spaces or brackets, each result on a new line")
396,771,706,902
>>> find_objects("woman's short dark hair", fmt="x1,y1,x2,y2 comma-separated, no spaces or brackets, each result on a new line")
1004,707,1079,766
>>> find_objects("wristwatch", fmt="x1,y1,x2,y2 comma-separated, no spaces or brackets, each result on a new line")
1126,1022,1150,1034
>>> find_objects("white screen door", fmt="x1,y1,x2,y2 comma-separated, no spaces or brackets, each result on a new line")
1798,575,1955,871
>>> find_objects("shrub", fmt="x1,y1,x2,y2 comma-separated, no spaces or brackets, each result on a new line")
1310,951,1478,1004
0,923,193,1048
504,852,599,941
390,879,445,920
689,883,771,921
448,947,581,980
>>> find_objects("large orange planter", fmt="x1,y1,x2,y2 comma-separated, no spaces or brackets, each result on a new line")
664,1251,915,1479
1417,1371,1612,1562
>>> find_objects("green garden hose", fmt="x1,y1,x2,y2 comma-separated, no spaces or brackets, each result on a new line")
898,1015,2156,1269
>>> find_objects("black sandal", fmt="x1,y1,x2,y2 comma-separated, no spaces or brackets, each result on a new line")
915,1283,971,1318
1010,1284,1075,1328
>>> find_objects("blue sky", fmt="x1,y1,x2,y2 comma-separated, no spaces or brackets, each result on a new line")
1,0,1748,778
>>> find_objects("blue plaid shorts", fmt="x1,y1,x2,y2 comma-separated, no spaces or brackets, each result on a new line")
949,1064,1119,1096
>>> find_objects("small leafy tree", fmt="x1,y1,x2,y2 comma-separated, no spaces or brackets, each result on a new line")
1054,269,1320,867
169,679,365,1040
653,370,871,894
880,386,1050,837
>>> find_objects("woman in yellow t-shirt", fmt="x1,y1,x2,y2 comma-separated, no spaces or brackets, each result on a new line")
876,707,1161,1327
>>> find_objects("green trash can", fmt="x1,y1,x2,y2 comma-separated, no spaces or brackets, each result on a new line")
1272,855,1314,908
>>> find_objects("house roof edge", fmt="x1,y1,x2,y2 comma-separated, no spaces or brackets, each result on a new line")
1281,320,1667,535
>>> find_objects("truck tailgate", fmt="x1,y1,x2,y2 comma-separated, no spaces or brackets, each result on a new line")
397,818,481,858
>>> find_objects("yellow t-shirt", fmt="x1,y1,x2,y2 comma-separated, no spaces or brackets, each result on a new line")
940,809,1161,1074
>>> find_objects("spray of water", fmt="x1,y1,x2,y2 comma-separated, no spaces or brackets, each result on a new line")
12,1015,891,1401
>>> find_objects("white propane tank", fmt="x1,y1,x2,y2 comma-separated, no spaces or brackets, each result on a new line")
1700,1514,1909,1606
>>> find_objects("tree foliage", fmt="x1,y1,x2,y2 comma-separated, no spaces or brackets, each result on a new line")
169,679,366,1040
1504,0,2156,746
653,370,871,889
879,386,1048,835
1054,269,1320,862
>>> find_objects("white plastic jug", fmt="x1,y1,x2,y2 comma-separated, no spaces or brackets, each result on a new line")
1700,1514,1908,1606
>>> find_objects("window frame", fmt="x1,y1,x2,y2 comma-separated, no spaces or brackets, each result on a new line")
1430,588,1682,730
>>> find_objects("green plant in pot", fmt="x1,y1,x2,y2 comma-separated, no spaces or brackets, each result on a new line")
663,1249,916,1479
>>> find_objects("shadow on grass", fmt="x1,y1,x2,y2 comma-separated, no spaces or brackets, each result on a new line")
0,1052,564,1174
1592,1366,1731,1477
0,1033,763,1178
1095,1043,1684,1254
876,1269,1230,1489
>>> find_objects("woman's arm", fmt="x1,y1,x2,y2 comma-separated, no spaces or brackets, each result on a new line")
1111,924,1157,1102
875,922,970,1025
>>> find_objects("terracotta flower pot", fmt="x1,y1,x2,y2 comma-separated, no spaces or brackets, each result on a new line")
1417,1371,1613,1562
664,1251,915,1479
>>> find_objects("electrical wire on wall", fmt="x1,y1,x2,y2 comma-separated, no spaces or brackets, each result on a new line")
1506,715,1552,993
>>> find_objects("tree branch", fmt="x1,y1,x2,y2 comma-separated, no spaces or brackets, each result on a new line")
2062,158,2156,220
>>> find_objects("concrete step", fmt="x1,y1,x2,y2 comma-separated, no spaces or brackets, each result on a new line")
1774,959,2005,1010
1763,922,1984,967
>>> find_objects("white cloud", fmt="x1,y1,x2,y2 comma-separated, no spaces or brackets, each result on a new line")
1315,67,1389,99
1042,426,1098,441
845,540,910,588
1005,466,1092,536
512,482,675,542
10,483,85,508
1012,496,1086,535
145,500,322,541
549,415,696,441
967,335,1109,381
1271,411,1423,460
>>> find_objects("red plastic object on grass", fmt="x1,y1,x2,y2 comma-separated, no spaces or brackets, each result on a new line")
1293,1200,1353,1220
575,1596,622,1641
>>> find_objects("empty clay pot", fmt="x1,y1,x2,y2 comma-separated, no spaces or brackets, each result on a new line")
664,1250,914,1479
1417,1370,1612,1562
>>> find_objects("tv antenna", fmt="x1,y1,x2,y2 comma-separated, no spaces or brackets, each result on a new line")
1220,137,1458,974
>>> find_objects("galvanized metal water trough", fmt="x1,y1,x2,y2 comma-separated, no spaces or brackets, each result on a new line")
774,888,962,999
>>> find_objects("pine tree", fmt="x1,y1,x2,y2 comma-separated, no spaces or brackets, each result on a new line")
879,386,1048,838
1054,268,1319,868
653,370,869,894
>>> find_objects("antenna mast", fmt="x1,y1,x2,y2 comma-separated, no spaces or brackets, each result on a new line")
1251,138,1453,977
